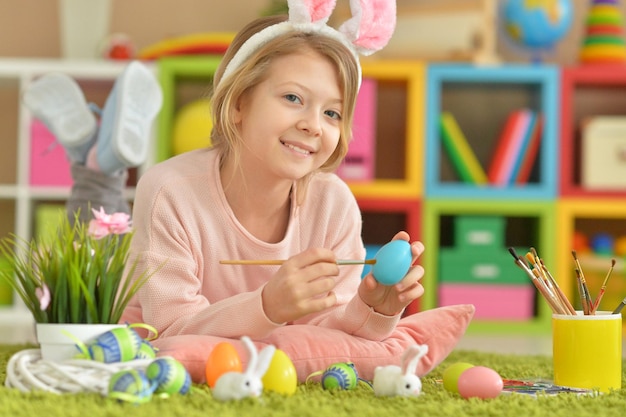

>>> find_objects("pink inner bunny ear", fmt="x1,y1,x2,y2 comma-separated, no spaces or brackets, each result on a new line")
288,0,337,24
339,0,397,55
400,344,422,375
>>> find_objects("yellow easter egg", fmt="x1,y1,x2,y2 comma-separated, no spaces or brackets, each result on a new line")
443,362,475,394
261,349,297,395
205,342,242,388
172,99,212,156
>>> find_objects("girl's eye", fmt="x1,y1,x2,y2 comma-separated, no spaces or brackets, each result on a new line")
325,110,341,120
284,94,301,103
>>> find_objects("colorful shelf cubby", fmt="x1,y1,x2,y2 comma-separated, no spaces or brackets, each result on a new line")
560,66,626,198
357,197,421,315
343,60,425,199
425,64,559,200
156,55,223,162
555,199,626,328
422,199,556,333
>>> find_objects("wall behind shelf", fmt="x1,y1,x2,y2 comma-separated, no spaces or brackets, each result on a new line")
0,0,622,67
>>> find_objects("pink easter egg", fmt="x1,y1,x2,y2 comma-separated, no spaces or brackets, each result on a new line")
457,366,503,399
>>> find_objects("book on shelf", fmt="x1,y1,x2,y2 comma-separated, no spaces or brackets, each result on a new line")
513,113,542,184
487,109,532,186
439,111,488,184
487,109,542,186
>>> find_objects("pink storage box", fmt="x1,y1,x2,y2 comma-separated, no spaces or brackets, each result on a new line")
336,77,376,181
30,120,73,186
438,283,535,320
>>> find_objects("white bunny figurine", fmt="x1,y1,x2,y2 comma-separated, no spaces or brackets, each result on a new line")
372,343,429,397
211,336,276,401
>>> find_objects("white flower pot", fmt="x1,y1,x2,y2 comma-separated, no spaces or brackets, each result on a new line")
36,323,124,361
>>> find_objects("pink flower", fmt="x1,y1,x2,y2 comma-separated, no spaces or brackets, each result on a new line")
35,284,50,311
88,207,132,239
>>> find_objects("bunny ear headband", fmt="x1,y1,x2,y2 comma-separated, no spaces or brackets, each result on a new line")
220,0,397,89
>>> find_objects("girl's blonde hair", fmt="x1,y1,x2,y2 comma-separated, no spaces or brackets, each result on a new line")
210,15,361,202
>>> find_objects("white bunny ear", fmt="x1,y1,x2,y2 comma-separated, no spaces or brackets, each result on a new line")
339,0,396,56
288,0,337,25
255,345,277,377
241,336,257,368
401,344,429,376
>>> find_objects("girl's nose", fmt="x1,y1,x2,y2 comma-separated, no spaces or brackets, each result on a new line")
296,111,322,136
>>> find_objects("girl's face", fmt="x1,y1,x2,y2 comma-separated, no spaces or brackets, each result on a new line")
233,49,343,184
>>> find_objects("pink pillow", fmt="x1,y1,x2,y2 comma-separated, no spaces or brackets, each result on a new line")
153,304,475,383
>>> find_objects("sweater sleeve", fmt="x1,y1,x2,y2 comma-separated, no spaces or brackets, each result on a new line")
125,151,283,339
290,175,402,340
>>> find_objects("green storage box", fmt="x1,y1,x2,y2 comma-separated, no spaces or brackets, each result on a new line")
455,215,505,250
438,247,529,285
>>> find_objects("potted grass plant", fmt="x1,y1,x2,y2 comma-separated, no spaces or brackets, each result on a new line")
0,207,154,360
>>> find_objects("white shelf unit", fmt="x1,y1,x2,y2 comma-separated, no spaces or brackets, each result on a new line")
0,58,157,341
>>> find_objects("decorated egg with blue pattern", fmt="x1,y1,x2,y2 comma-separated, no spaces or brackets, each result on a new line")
135,339,157,360
88,327,143,363
321,362,358,390
108,369,155,404
146,357,191,395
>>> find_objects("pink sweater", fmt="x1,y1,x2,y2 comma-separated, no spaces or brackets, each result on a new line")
121,148,400,340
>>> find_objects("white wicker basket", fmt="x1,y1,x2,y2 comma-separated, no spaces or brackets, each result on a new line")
5,348,152,395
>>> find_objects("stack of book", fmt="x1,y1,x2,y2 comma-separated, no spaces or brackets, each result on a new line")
440,109,542,186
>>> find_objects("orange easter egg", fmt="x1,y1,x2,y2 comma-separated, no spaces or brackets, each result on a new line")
261,349,297,395
205,342,242,388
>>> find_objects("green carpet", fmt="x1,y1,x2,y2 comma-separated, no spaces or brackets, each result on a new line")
1,344,625,417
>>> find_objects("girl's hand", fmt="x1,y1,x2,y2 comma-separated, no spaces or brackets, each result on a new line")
261,248,339,324
358,232,425,316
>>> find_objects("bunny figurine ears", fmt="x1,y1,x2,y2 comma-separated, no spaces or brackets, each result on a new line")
220,0,397,86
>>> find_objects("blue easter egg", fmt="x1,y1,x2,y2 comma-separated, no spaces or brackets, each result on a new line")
372,240,412,285
146,357,191,395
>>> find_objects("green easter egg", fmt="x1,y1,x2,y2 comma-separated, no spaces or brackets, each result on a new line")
146,357,191,395
321,362,358,390
443,362,475,394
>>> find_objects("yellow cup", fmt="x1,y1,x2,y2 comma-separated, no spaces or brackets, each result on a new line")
552,311,622,393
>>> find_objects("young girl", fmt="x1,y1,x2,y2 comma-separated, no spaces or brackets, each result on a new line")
121,0,474,383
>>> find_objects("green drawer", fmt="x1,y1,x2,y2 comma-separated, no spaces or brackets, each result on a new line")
455,215,505,250
439,248,529,285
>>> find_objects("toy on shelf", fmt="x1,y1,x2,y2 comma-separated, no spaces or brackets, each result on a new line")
581,116,626,190
501,0,573,63
137,32,234,60
579,0,626,64
172,99,213,156
100,33,135,60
